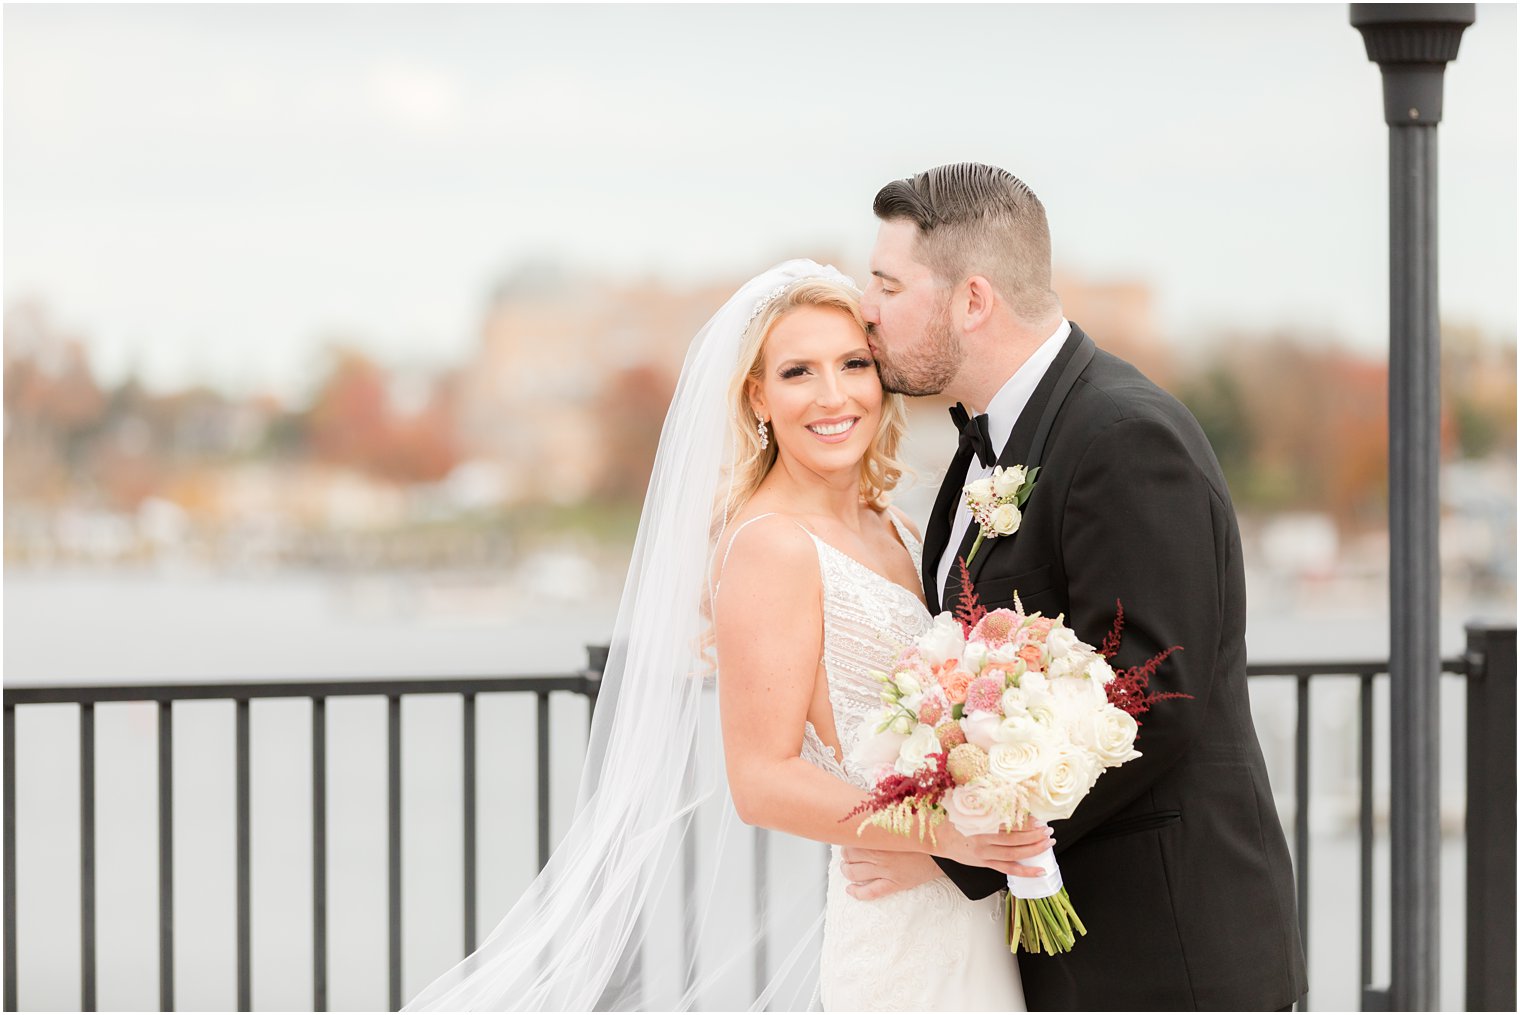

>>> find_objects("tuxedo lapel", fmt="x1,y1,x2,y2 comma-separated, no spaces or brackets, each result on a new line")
946,326,1097,603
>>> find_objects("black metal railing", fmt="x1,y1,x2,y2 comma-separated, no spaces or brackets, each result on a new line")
3,626,1513,1012
2,670,602,1013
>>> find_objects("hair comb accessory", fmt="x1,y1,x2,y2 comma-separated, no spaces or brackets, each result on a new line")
743,268,861,330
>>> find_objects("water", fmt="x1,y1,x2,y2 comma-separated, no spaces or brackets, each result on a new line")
4,567,1506,1011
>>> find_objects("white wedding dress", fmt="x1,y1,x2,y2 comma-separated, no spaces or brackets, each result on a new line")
730,510,1026,1012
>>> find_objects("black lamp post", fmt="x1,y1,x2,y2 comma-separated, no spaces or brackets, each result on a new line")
1349,4,1474,1011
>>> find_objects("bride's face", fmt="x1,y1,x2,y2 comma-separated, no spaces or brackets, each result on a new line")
749,305,882,476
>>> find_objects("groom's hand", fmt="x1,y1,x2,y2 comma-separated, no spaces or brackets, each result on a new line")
839,847,940,900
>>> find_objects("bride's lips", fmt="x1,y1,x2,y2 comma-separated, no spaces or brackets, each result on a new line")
804,415,860,443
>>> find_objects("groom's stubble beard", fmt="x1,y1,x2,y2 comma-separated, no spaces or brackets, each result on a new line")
871,297,963,397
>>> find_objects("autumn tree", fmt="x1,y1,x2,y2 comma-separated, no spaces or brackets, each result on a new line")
590,364,677,503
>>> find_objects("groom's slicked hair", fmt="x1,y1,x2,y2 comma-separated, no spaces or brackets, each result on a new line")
873,162,1059,322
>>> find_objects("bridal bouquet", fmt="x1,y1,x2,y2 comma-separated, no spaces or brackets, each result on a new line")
844,563,1186,955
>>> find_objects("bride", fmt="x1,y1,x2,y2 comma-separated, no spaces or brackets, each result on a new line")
403,261,1047,1012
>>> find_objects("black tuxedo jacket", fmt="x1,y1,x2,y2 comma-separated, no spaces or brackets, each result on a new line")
924,324,1308,1011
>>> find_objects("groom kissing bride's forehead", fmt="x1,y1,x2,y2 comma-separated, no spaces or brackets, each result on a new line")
402,164,1309,1014
855,163,1308,1011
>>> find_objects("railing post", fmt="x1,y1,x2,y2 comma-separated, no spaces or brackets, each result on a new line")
1464,624,1516,1012
5,703,16,1013
81,703,97,1012
1293,674,1311,1012
585,643,608,726
462,692,477,955
236,699,251,1012
535,692,551,871
158,699,175,1012
387,694,402,1012
312,697,328,1013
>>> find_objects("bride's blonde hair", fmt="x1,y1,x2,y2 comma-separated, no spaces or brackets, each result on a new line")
723,278,908,520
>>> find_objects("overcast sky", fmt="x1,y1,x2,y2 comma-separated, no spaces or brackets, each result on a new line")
4,3,1515,398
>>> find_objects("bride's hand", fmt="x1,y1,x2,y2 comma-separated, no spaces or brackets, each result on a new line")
932,819,1055,878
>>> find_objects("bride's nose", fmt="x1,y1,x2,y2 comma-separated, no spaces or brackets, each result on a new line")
814,374,847,408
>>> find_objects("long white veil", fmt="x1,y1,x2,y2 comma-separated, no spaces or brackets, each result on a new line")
402,260,858,1011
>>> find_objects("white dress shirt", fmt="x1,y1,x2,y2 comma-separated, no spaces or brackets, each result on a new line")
935,319,1072,602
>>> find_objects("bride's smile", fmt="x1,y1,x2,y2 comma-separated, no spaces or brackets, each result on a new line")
806,415,860,441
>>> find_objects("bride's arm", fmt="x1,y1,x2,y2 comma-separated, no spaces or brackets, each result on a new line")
714,517,1047,874
715,517,895,847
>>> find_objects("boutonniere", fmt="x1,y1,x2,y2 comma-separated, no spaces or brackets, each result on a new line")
962,464,1039,564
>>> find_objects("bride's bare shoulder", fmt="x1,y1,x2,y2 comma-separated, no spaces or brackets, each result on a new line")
715,511,819,598
883,503,923,542
720,511,816,569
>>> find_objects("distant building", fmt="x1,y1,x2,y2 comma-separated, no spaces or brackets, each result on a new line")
455,262,738,504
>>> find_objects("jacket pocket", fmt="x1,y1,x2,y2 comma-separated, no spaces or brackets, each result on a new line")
1086,809,1183,841
977,564,1053,608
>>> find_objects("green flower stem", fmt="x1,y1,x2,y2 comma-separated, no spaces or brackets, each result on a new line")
1006,890,1089,955
966,529,987,565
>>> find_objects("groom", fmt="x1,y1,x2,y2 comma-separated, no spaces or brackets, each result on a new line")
843,163,1308,1011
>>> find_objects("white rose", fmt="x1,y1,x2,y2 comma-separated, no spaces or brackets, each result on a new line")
918,613,967,667
1021,686,1060,726
849,727,907,772
893,671,922,696
1074,706,1142,768
989,503,1022,536
960,709,1003,751
1027,744,1101,822
992,465,1027,498
1000,685,1028,720
943,778,1012,836
987,739,1045,784
1050,673,1109,711
998,711,1051,743
961,642,990,676
894,723,943,776
1019,669,1049,695
1086,655,1116,685
1045,652,1082,681
964,477,996,505
1045,625,1080,661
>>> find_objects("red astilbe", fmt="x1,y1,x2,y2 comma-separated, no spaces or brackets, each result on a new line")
844,751,956,842
1098,598,1190,728
952,556,988,635
1099,600,1126,659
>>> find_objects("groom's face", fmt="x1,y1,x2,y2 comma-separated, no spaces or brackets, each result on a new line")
862,219,963,397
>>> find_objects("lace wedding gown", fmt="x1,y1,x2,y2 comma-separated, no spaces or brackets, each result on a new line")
727,511,1026,1012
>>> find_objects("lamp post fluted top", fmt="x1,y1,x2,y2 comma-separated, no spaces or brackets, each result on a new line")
1351,3,1475,126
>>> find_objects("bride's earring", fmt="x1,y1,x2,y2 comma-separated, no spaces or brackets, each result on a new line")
757,417,769,450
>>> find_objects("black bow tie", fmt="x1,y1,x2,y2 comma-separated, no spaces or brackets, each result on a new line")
948,402,996,468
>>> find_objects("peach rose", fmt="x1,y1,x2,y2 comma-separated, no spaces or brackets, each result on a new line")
939,667,974,705
1017,643,1045,672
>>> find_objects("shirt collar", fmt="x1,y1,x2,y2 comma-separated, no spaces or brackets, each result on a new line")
981,318,1072,458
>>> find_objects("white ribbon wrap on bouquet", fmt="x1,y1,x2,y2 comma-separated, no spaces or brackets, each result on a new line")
1005,845,1063,899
